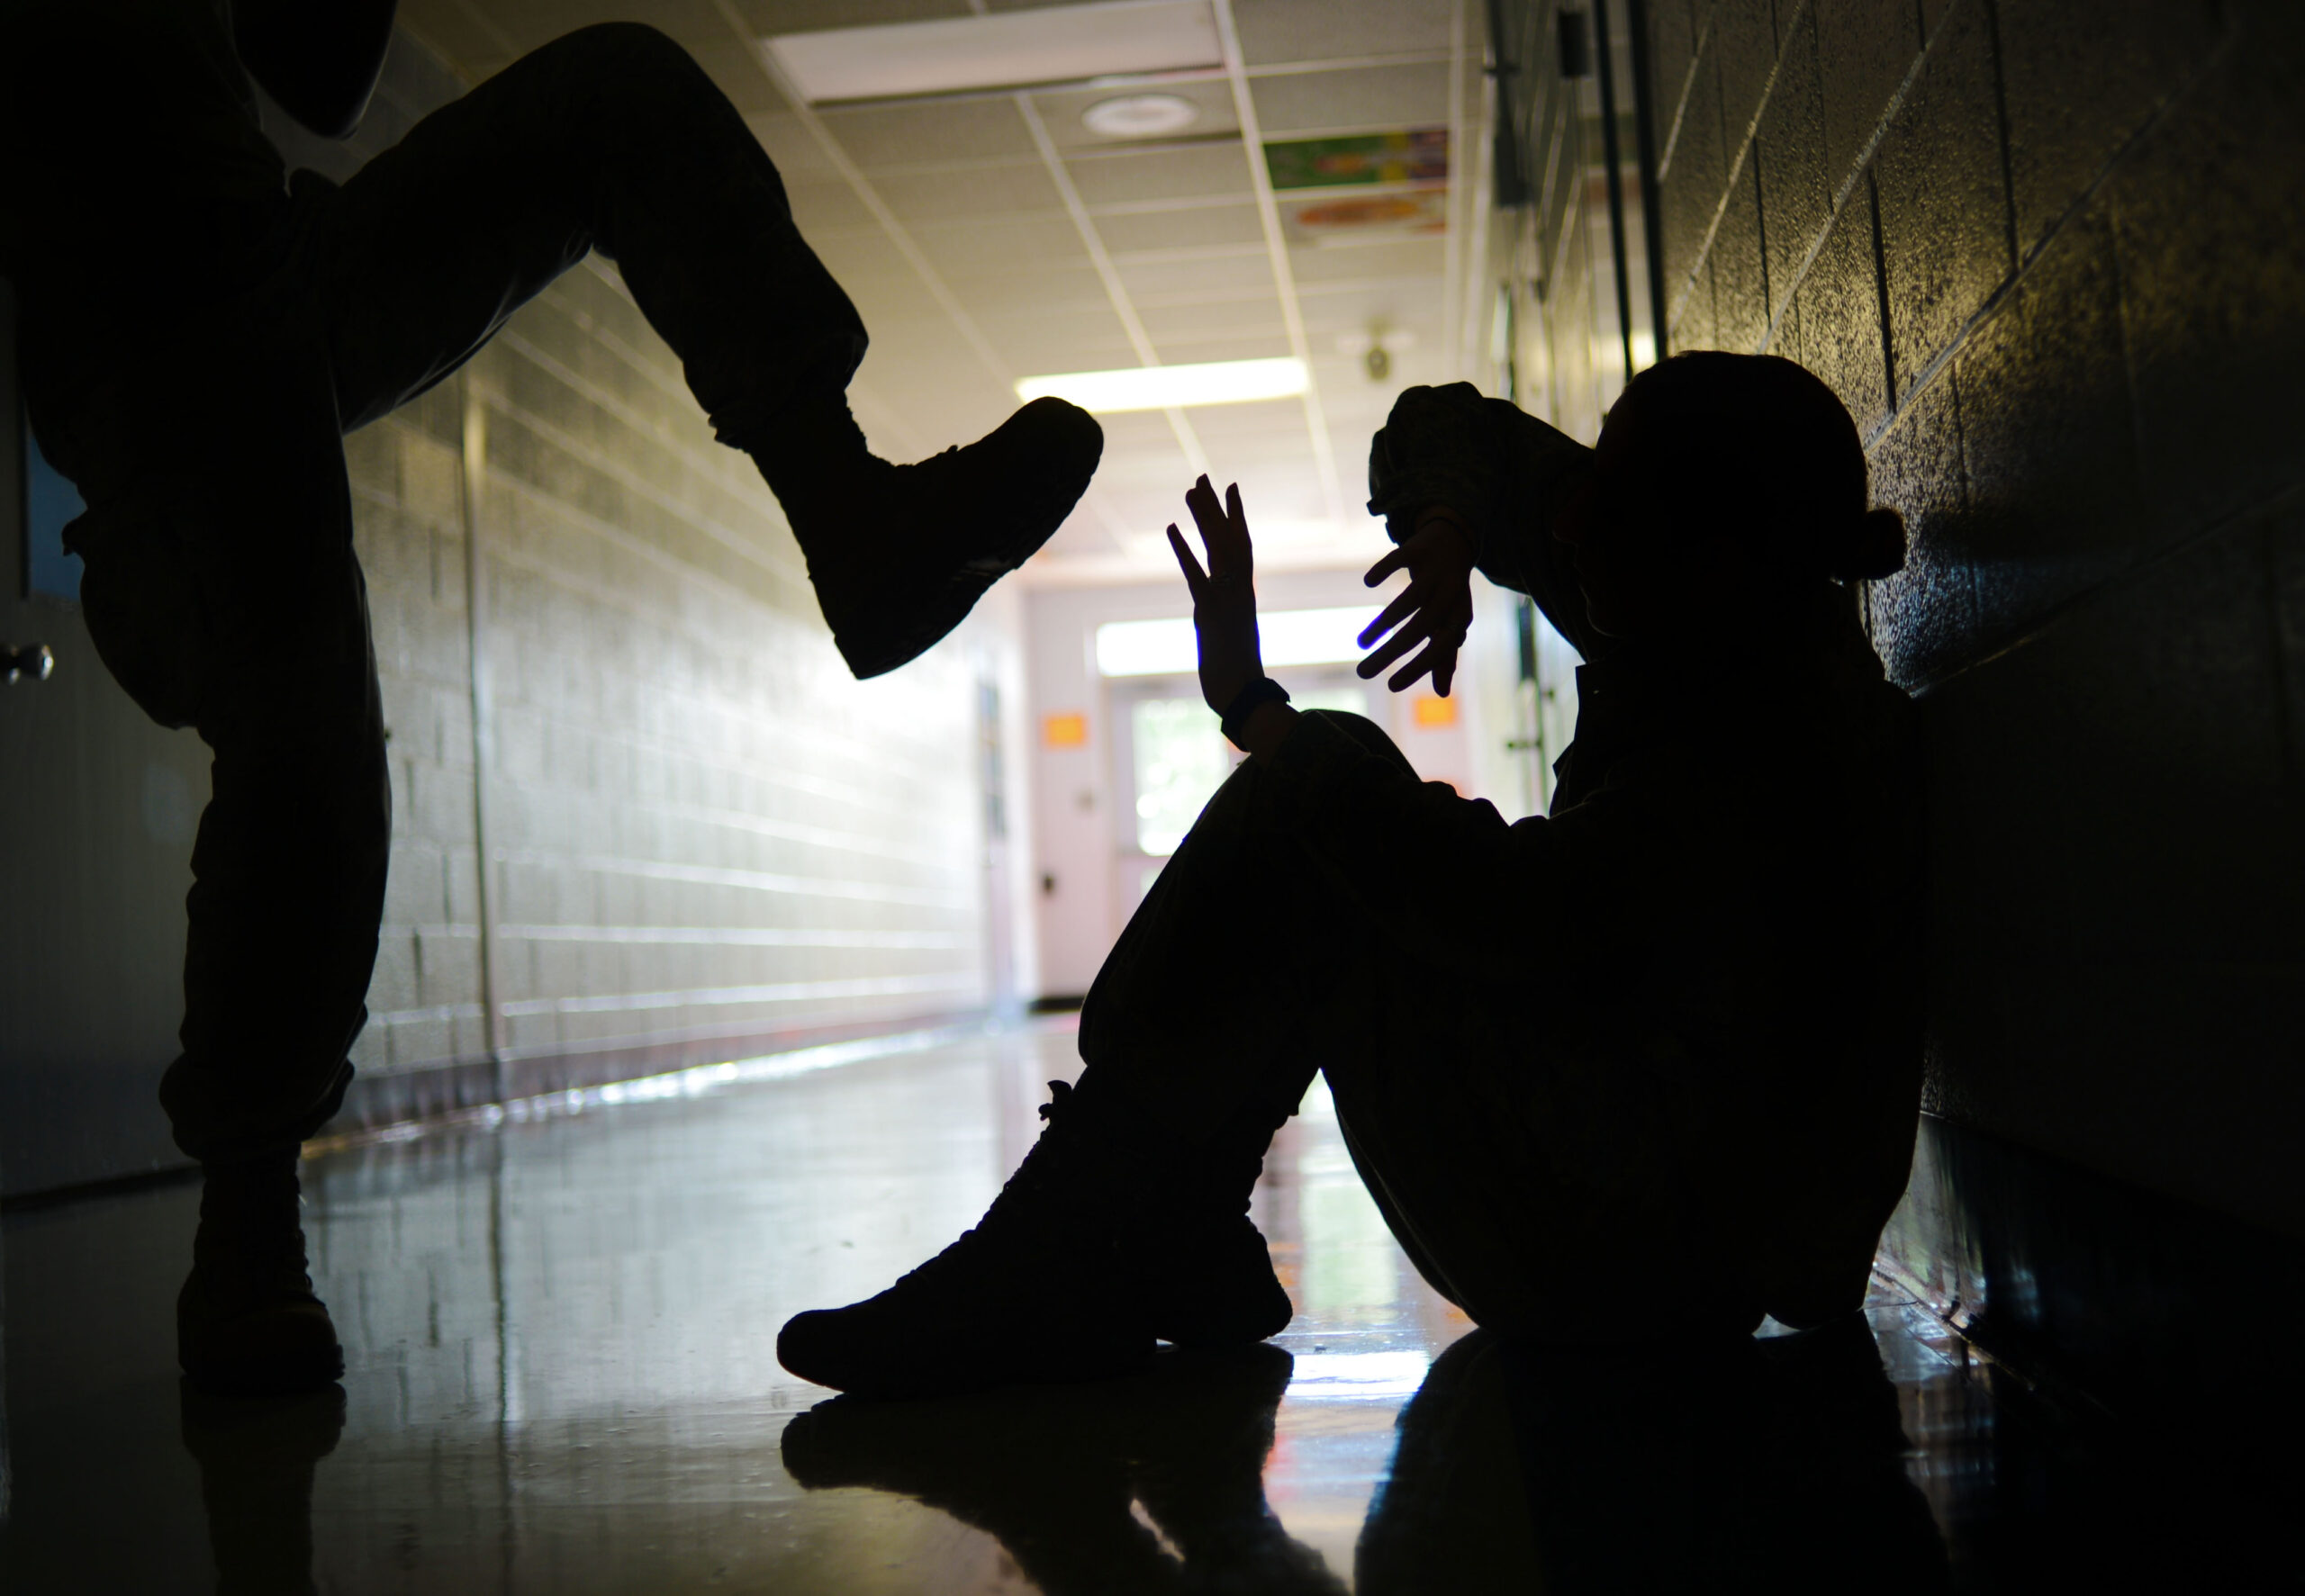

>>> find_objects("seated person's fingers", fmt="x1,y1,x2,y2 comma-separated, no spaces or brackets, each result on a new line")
1167,524,1207,595
1185,476,1232,561
1357,613,1433,680
1218,482,1254,567
1364,546,1409,586
1389,636,1459,695
1358,585,1424,648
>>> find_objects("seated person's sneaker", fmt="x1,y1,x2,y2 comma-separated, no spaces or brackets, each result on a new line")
776,1081,1292,1399
1137,1208,1295,1349
177,1155,345,1397
757,397,1103,681
776,1081,1152,1399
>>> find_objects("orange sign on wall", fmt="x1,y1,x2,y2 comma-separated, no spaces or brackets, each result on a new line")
1411,694,1458,728
1043,712,1089,747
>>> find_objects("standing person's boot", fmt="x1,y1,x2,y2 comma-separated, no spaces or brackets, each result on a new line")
177,1152,345,1396
748,395,1102,680
775,1078,1293,1399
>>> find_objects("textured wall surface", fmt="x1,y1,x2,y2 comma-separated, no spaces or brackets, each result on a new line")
1648,0,2304,1231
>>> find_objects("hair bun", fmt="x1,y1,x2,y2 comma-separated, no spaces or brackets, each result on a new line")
1830,505,1907,582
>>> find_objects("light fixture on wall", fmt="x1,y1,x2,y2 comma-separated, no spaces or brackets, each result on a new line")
1080,92,1200,137
1017,356,1307,413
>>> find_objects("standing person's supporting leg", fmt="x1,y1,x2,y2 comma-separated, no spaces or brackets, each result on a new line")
308,21,1102,681
778,710,1756,1398
71,282,393,1395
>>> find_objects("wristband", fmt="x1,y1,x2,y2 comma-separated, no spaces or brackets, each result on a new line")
1219,677,1291,746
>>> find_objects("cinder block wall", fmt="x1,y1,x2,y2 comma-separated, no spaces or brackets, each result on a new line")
1648,0,2304,1231
270,35,1009,1121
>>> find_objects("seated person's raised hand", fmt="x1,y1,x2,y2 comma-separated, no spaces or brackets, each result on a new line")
1167,476,1298,759
1357,509,1477,695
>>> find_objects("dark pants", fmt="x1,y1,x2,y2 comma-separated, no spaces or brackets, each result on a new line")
48,24,867,1163
1079,712,1761,1335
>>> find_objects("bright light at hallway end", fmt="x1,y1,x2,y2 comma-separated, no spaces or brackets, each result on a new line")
1017,356,1309,413
1097,606,1373,677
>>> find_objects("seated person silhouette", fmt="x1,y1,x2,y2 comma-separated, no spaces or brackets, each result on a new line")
778,353,1923,1396
0,2,1100,1395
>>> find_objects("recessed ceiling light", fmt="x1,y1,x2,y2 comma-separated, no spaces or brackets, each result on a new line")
1017,357,1307,413
767,0,1220,104
1080,93,1200,138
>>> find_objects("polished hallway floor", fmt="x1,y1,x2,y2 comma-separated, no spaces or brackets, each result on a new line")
0,1022,2275,1591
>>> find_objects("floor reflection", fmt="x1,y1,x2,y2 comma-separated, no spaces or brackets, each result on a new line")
0,1021,2249,1591
783,1344,1342,1594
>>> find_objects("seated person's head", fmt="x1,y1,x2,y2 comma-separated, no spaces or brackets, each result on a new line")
1559,352,1907,639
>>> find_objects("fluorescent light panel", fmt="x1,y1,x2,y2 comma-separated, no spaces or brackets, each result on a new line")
1097,607,1375,677
1018,356,1307,413
768,0,1221,104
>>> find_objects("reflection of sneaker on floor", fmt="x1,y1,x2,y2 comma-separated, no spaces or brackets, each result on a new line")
762,396,1102,680
176,1155,345,1397
179,1380,346,1596
777,1080,1289,1400
781,1344,1342,1596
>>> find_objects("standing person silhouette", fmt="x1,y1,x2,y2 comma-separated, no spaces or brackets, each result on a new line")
778,354,1925,1397
0,0,1101,1394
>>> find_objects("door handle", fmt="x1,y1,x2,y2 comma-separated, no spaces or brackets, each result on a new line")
4,643,53,684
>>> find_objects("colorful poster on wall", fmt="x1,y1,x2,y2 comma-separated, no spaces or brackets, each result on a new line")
1262,129,1448,192
1280,189,1450,246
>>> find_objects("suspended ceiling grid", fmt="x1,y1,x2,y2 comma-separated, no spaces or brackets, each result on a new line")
396,0,1490,584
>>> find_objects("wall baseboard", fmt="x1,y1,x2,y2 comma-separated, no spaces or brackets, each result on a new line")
1877,1113,2304,1437
330,1009,995,1139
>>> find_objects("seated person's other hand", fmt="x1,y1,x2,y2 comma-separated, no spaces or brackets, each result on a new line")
1168,475,1266,718
1358,509,1477,695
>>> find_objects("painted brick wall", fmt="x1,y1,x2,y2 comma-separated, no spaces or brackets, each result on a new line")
1647,0,2305,1231
267,34,1017,1125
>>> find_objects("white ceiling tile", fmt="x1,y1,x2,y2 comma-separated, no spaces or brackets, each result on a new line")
818,98,1037,167
744,112,840,182
1092,411,1193,453
1115,253,1278,301
1251,63,1452,137
870,162,1067,225
1147,331,1296,364
977,308,1142,373
1093,203,1267,254
910,215,1091,279
1064,143,1255,206
1287,237,1450,284
732,0,972,33
1232,0,1454,65
786,179,880,233
1135,297,1288,340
